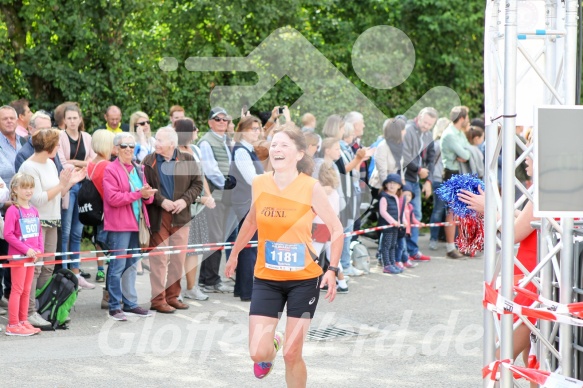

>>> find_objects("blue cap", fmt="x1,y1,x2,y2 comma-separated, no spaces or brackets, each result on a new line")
382,173,402,188
402,182,415,199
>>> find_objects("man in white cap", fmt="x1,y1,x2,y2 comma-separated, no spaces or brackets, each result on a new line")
197,107,236,293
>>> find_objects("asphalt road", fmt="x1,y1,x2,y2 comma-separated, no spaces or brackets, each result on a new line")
0,234,485,387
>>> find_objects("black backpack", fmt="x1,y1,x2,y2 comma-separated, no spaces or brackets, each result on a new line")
35,269,79,330
78,161,105,226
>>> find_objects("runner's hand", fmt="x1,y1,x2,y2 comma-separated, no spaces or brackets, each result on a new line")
321,270,337,303
225,255,238,278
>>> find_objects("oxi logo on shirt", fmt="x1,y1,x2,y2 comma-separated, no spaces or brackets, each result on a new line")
260,206,296,218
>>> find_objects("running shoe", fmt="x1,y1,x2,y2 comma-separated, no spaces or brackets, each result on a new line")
109,310,127,321
409,252,431,262
254,331,284,379
336,286,349,294
123,306,153,317
96,270,105,283
383,265,401,274
404,260,418,268
20,321,41,334
184,286,209,301
78,276,96,290
5,323,36,336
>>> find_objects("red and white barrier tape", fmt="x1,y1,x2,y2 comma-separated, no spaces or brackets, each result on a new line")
483,282,583,327
0,241,244,261
344,221,455,237
513,285,583,316
0,244,258,269
0,221,458,268
483,359,583,387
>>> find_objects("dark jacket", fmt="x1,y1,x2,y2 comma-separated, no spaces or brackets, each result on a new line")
227,142,264,220
142,150,203,232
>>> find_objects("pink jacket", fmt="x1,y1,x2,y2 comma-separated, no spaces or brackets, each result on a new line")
57,130,97,210
57,130,96,167
401,200,421,235
102,159,153,232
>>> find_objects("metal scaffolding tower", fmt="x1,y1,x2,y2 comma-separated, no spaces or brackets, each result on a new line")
483,0,579,386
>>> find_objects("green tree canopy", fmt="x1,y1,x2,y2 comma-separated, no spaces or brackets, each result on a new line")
0,0,485,142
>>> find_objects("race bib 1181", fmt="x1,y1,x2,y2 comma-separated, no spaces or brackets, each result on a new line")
265,241,306,271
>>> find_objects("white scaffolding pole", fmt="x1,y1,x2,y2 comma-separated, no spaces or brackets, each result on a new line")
558,0,579,377
482,2,500,384
500,2,518,386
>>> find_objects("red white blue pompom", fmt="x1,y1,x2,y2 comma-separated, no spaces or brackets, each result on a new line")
436,174,485,255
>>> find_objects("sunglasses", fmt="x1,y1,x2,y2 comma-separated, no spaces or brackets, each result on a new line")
212,117,229,122
136,121,150,126
119,143,136,149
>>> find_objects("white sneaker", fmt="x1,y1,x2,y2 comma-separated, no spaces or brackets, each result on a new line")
203,282,234,293
177,293,184,302
77,276,96,290
343,266,364,277
184,286,209,301
28,312,51,328
429,240,438,250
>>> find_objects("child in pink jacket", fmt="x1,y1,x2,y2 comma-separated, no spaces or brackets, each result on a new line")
4,173,44,336
396,183,420,269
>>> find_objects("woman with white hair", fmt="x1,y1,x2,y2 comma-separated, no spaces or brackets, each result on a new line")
103,132,157,321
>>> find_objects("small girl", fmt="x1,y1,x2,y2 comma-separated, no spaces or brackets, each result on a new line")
4,173,43,336
378,174,403,274
396,184,420,270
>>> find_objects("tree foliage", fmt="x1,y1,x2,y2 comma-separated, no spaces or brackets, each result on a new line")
0,0,485,139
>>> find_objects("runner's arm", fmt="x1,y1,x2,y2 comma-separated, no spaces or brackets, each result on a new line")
230,202,258,258
225,203,258,278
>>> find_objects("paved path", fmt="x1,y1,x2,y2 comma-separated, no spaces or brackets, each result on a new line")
0,234,485,387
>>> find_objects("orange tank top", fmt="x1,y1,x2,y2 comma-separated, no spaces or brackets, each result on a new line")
253,172,323,281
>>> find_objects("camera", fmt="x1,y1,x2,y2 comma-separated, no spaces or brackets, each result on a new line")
278,106,284,115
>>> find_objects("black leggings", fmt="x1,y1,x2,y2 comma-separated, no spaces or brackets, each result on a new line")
380,228,399,267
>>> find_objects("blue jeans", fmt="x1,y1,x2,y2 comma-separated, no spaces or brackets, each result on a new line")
96,223,109,250
340,221,354,269
405,181,421,256
429,181,446,241
61,183,84,269
397,237,408,263
106,231,139,311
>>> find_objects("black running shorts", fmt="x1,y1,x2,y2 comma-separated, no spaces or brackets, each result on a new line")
249,276,322,319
